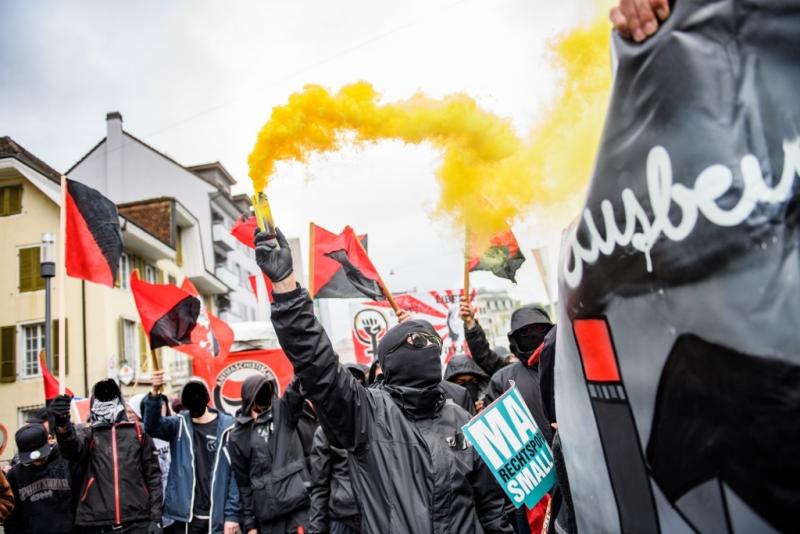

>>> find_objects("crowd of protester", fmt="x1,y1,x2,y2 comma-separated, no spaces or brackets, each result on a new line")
0,4,671,531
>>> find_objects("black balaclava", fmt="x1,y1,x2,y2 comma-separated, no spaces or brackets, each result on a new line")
462,380,482,404
181,379,210,418
378,319,442,389
508,305,553,364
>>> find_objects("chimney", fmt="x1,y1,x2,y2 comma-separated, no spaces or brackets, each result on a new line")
105,111,124,201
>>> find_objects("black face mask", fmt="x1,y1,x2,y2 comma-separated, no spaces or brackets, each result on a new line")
182,383,209,418
462,380,482,403
384,345,442,389
252,383,273,414
510,323,552,362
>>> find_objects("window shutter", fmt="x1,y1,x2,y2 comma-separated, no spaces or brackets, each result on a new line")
157,269,165,284
19,248,33,292
138,324,148,373
175,228,183,267
19,247,43,292
0,326,16,383
53,319,69,374
118,318,125,365
9,185,21,214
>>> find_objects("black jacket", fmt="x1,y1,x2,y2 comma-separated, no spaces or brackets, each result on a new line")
308,427,360,533
465,321,553,444
4,448,81,534
56,419,163,527
440,380,475,415
229,375,310,533
271,285,512,533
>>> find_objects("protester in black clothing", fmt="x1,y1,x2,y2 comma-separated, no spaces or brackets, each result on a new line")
255,228,512,533
536,326,577,534
460,300,554,443
307,364,367,534
50,379,163,534
4,423,81,534
229,375,310,534
444,353,490,413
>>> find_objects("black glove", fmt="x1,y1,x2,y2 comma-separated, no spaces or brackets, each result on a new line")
49,394,72,427
147,521,163,534
254,227,293,283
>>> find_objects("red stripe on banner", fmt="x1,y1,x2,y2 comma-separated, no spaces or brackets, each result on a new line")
65,190,114,287
573,318,621,382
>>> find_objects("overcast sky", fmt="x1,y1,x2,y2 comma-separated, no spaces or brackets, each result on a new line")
1,0,606,307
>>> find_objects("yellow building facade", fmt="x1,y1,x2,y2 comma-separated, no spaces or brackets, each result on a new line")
0,138,212,461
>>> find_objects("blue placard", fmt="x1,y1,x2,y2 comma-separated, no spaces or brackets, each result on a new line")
462,384,556,508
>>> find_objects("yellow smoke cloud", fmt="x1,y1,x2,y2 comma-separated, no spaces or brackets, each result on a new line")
248,12,612,239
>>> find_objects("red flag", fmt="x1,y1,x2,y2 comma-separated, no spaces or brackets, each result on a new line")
39,353,72,401
248,272,274,303
467,228,526,283
231,215,258,248
174,279,233,359
192,348,295,415
310,223,381,299
65,179,123,287
131,271,200,349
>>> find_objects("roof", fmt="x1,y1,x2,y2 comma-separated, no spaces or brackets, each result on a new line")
0,136,62,184
187,161,238,186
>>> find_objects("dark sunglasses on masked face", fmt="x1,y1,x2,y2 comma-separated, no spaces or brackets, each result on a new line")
386,332,443,354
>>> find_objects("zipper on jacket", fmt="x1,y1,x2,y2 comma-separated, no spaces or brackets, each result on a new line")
112,425,121,525
80,476,96,502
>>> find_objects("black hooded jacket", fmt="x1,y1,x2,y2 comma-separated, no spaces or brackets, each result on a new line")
55,380,163,528
444,354,490,414
4,448,82,534
228,375,310,533
271,285,512,533
464,321,553,444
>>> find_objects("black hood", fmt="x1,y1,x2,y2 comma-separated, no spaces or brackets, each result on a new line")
237,374,275,420
507,305,552,335
378,319,442,389
344,362,369,383
444,354,489,385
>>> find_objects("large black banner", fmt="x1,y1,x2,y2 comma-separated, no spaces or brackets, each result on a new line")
556,1,800,532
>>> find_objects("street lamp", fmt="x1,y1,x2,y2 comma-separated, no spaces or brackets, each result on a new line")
40,233,56,371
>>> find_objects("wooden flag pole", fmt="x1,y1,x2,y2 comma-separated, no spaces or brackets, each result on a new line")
463,226,471,300
150,349,163,395
57,176,67,395
531,247,556,320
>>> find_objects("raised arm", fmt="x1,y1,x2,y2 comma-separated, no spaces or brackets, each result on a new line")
49,395,88,463
256,228,371,451
142,389,180,442
460,301,508,377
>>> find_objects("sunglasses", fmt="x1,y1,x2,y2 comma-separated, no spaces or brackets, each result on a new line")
387,332,442,355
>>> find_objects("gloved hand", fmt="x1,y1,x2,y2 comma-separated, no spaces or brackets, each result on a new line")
254,227,293,283
147,521,163,534
49,394,73,428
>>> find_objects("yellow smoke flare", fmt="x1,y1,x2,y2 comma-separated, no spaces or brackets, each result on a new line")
248,13,612,238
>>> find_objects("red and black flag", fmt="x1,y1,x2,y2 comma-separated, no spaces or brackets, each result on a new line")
468,228,525,283
175,279,234,360
39,353,72,401
65,179,123,287
230,214,257,248
130,271,200,350
310,223,382,300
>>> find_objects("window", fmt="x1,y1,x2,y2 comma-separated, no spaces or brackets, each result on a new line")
120,319,140,371
119,253,131,290
19,247,45,292
236,263,246,287
144,264,157,283
21,323,44,378
0,185,22,216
